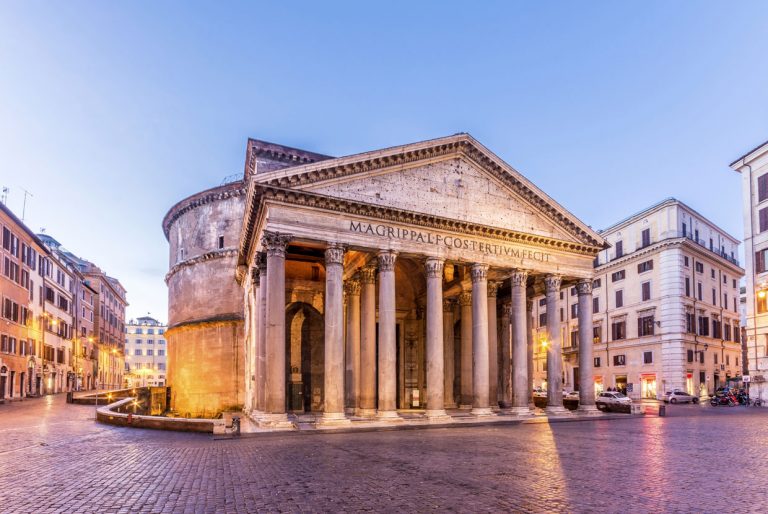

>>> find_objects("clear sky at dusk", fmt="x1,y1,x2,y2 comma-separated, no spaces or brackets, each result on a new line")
1,1,767,320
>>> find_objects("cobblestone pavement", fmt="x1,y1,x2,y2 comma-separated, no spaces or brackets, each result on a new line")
1,396,768,513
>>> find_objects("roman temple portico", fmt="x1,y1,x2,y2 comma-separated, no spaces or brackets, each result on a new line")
235,134,607,427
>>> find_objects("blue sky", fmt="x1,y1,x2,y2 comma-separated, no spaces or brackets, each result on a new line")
1,1,767,320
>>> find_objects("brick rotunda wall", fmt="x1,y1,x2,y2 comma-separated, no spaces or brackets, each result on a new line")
163,181,246,417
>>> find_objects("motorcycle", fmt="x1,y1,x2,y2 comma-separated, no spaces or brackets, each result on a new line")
710,392,737,407
737,391,750,406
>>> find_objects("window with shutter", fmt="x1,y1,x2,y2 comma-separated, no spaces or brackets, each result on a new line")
760,207,768,233
759,173,768,202
641,229,650,247
757,249,767,273
641,281,651,301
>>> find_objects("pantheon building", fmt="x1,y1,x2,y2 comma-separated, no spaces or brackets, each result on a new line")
163,134,607,426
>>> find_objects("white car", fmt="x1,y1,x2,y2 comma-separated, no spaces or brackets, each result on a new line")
533,388,547,398
564,391,580,401
596,391,632,411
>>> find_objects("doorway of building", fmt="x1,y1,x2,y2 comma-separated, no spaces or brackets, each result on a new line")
615,375,627,394
573,367,580,392
0,367,6,401
285,302,324,413
641,375,657,398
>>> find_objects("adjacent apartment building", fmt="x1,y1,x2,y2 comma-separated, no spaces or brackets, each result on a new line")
38,235,128,391
124,316,168,387
731,139,768,401
532,198,744,400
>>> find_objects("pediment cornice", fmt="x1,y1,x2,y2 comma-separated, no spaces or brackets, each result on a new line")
251,134,605,250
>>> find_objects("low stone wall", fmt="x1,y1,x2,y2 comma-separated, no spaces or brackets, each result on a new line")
96,398,223,433
72,388,136,406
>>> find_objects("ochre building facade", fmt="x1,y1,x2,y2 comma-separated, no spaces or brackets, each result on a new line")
165,134,607,422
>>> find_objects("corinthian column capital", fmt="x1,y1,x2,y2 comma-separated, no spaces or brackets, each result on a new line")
458,291,472,307
325,243,346,266
443,298,455,313
377,250,398,272
510,269,529,288
359,265,376,284
250,266,260,286
487,281,500,298
544,274,562,293
262,232,293,258
576,278,593,296
470,263,489,283
256,251,267,272
424,258,445,279
345,279,361,296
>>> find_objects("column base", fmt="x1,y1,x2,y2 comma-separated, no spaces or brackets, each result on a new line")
257,413,295,429
375,410,403,421
425,409,452,422
355,407,376,418
459,404,472,410
502,406,534,417
248,409,263,422
316,412,352,427
470,407,496,417
577,405,602,416
544,405,573,416
444,401,457,409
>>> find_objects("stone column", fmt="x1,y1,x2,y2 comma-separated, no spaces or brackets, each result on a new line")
510,270,532,415
425,258,449,420
500,299,512,408
358,265,377,417
443,299,456,409
376,250,400,420
526,297,534,406
545,274,567,414
577,279,599,413
320,243,350,425
344,278,361,413
458,291,473,408
471,264,493,417
249,265,261,415
487,281,500,408
261,232,293,426
256,253,268,414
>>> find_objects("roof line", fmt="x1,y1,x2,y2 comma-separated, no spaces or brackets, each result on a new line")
730,138,768,167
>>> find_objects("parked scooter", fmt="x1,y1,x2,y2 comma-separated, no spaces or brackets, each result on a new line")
737,390,750,406
710,391,737,407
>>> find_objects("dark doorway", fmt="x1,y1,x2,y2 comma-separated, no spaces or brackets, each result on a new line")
285,303,324,413
573,367,580,392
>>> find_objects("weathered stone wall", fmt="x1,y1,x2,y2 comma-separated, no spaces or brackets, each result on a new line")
164,182,246,417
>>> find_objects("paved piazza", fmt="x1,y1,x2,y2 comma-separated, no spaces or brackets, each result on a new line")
1,397,767,513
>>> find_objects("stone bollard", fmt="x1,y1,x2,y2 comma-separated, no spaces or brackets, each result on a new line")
659,404,666,417
232,416,241,436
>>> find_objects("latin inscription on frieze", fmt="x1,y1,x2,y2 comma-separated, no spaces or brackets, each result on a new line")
349,221,551,262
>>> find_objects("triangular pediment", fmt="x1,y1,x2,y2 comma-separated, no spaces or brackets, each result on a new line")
252,134,606,249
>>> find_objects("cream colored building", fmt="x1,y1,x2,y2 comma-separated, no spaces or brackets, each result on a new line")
731,139,768,401
532,198,743,400
124,316,168,387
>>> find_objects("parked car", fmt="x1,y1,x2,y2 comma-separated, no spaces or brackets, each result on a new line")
564,390,580,401
663,390,699,404
596,391,632,412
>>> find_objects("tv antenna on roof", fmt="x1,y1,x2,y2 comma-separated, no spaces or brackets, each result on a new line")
1,187,8,205
20,188,33,221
